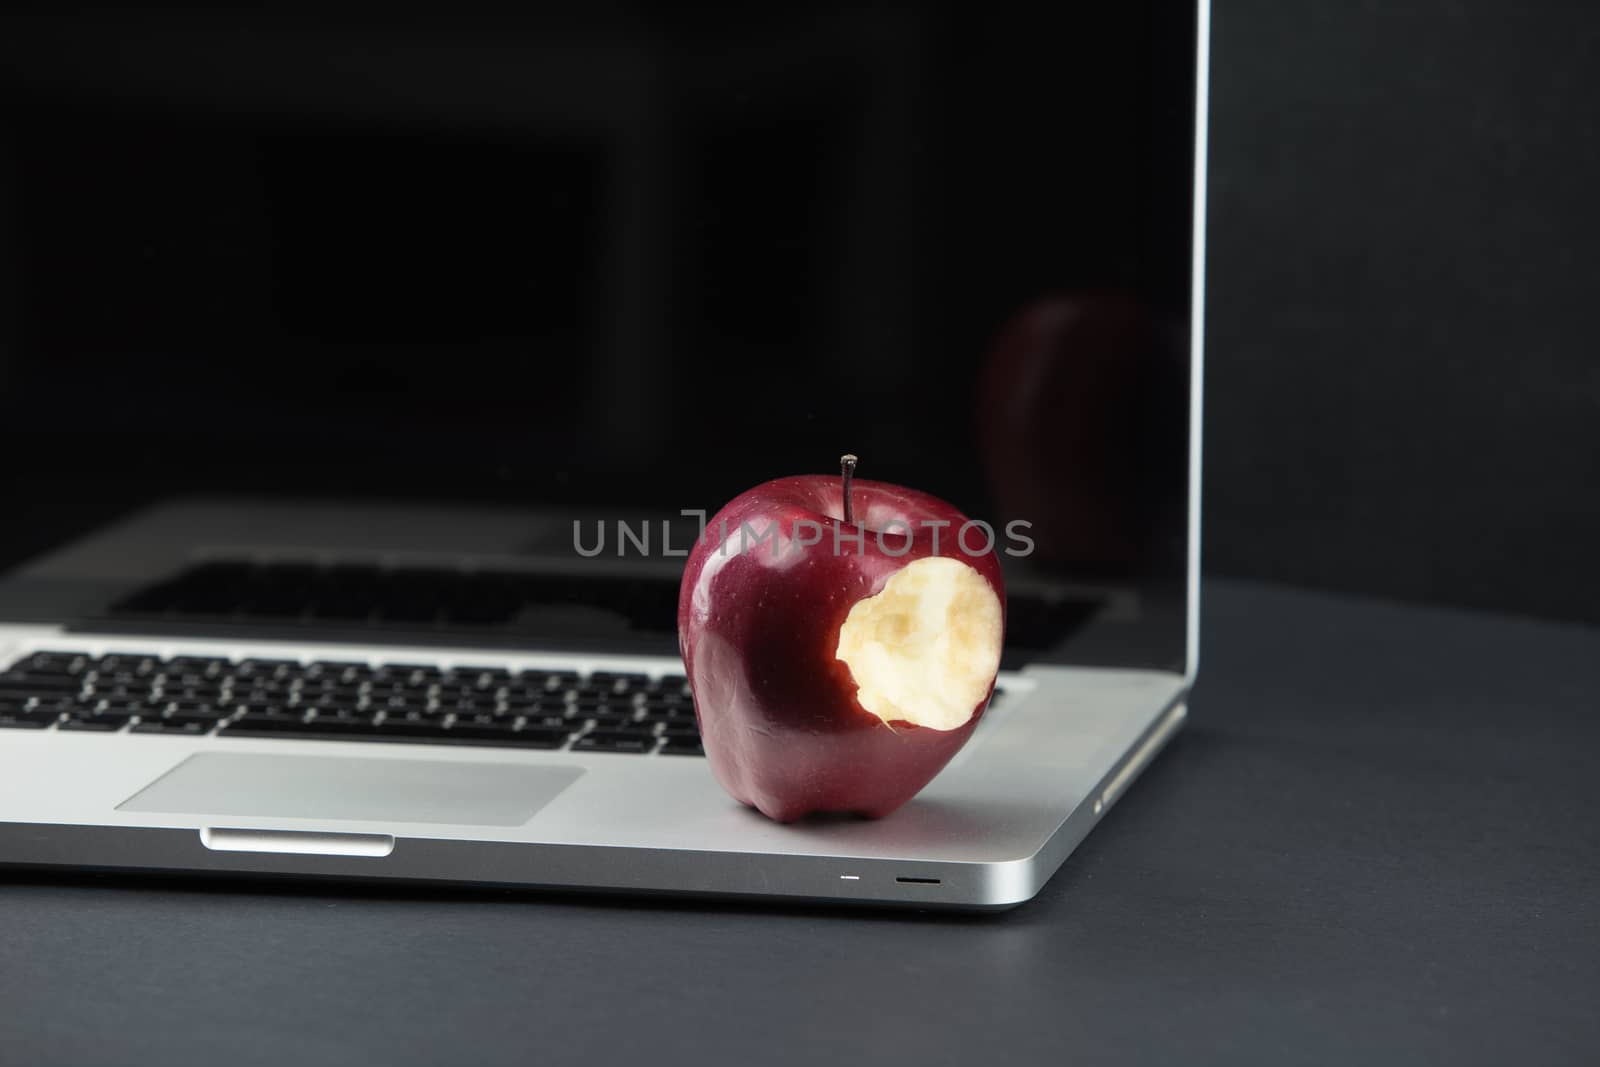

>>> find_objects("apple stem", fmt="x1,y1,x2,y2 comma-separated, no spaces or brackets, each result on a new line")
840,454,859,526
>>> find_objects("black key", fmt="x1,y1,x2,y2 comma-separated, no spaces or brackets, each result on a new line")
304,693,364,714
166,656,230,677
92,684,155,704
374,720,456,741
224,718,379,740
160,686,224,704
237,685,291,704
132,720,213,736
599,720,659,737
59,717,128,732
162,673,224,691
235,709,309,725
92,670,157,689
661,724,702,740
658,739,705,756
15,651,93,675
94,654,163,676
0,673,84,694
447,667,511,687
516,713,572,731
306,661,371,685
372,720,570,748
160,709,233,725
572,693,627,709
236,658,299,680
381,708,449,725
0,709,60,729
373,664,442,685
649,677,692,700
65,709,137,725
582,709,637,727
94,699,149,715
588,672,650,695
640,699,693,717
149,697,220,713
539,672,581,691
572,731,656,754
454,711,510,728
306,709,371,725
454,724,570,747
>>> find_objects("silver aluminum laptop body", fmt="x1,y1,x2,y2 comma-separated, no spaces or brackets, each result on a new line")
0,500,1195,910
0,5,1208,910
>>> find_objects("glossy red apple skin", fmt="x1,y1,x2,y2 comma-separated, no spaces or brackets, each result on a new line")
678,475,1006,822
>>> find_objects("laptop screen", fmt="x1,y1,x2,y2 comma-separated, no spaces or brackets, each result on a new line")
0,5,1202,673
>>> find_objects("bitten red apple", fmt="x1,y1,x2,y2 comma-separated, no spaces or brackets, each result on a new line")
678,457,1006,822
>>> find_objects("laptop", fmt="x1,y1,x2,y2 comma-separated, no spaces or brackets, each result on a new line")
0,2,1207,909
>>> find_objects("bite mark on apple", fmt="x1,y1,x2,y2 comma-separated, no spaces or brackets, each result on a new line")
834,556,1003,732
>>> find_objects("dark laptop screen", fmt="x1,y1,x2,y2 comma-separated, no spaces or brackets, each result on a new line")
0,5,1201,671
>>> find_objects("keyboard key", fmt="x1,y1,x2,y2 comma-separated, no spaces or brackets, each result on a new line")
0,673,84,694
582,710,638,727
14,651,93,675
0,708,60,729
373,720,456,741
452,724,570,747
650,675,691,699
166,656,230,677
447,667,511,687
373,664,442,685
224,718,378,740
640,700,694,719
376,709,431,725
94,654,163,676
160,710,233,726
572,731,656,754
516,714,572,731
236,659,299,680
539,672,581,690
132,720,213,736
658,739,705,756
59,717,128,732
91,698,148,715
234,709,310,726
589,672,650,695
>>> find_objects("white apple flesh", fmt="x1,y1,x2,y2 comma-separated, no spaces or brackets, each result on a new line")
836,555,1004,732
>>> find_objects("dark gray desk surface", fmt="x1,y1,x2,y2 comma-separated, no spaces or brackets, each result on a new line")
4,580,1597,1066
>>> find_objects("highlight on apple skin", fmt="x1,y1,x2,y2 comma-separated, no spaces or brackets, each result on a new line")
677,458,1006,823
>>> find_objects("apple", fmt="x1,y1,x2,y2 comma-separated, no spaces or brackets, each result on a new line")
678,456,1006,822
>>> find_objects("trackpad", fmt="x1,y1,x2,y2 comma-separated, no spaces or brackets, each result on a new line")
118,752,582,827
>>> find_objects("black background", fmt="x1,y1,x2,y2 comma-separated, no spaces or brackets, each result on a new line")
1,1,1596,625
1205,1,1600,623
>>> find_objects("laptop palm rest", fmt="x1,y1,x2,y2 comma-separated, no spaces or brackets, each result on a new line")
117,752,582,827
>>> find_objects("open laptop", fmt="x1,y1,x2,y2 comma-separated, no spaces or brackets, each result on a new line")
0,2,1207,909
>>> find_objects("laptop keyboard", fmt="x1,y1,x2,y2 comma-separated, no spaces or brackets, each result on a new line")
0,650,705,756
